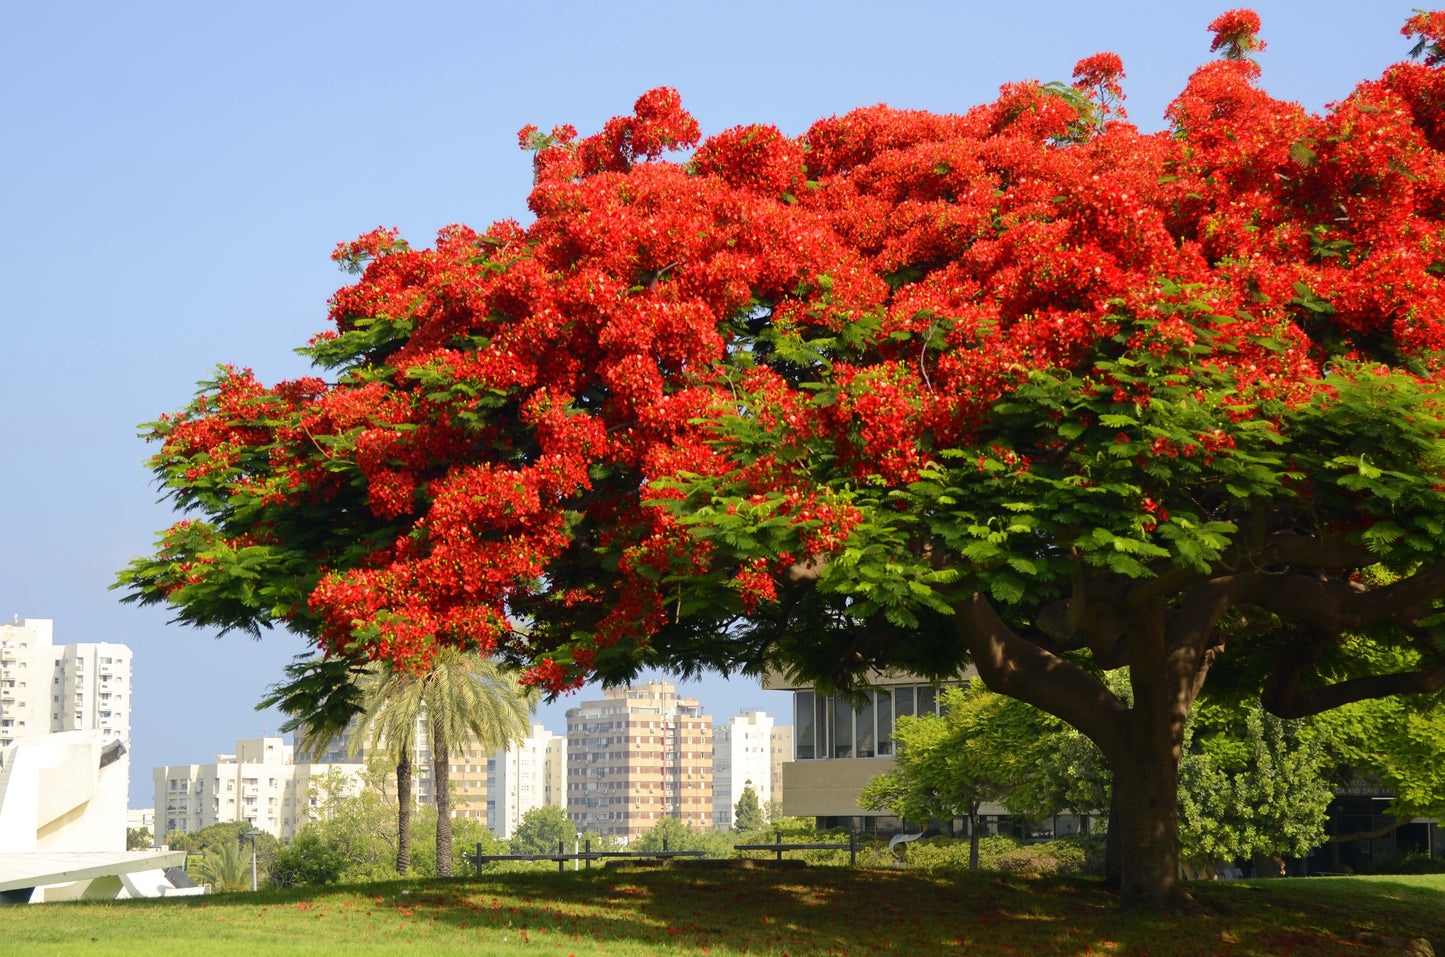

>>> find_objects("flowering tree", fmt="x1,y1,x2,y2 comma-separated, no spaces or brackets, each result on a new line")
119,11,1445,907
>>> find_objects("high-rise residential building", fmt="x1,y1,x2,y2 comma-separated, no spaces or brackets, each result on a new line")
711,710,774,831
0,617,132,750
154,736,366,841
486,723,565,838
566,682,714,841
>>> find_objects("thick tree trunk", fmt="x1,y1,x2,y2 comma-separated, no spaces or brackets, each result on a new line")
1109,716,1183,907
395,750,413,875
433,720,453,877
954,592,1205,910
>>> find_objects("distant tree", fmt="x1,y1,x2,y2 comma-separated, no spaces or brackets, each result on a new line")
1307,656,1445,832
632,816,735,856
632,817,693,853
733,783,764,833
577,830,625,852
298,765,363,826
126,826,152,850
860,685,1048,870
268,829,347,888
510,805,576,856
762,799,785,826
269,776,504,885
165,820,280,869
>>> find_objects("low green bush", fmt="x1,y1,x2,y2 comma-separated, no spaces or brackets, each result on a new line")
1379,852,1445,875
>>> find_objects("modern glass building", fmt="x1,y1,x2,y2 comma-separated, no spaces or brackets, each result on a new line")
765,671,967,833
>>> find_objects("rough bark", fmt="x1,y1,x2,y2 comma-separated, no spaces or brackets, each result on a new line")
433,720,453,877
395,749,412,875
1109,712,1184,906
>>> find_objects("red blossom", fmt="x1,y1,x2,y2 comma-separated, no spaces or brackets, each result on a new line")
127,21,1445,691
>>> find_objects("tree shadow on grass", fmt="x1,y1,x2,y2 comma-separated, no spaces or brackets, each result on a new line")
308,866,1443,956
55,867,1442,956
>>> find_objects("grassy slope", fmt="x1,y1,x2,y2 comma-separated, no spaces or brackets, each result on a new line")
2,868,1441,957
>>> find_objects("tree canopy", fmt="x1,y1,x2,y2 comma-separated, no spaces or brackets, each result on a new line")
119,10,1445,906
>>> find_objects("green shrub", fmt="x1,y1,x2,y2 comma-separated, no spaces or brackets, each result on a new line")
1382,852,1445,875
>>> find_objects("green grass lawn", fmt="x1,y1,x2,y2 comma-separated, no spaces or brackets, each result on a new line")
2,866,1441,957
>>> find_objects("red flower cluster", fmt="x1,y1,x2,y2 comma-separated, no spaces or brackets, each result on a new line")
132,11,1445,692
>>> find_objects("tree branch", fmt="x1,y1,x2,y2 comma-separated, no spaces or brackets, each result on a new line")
953,593,1129,756
1241,560,1445,632
1327,816,1413,845
1264,663,1445,718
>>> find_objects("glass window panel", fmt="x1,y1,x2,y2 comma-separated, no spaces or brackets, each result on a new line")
856,694,876,758
795,692,815,760
833,696,854,758
816,694,831,760
917,686,937,717
894,686,914,721
876,691,894,756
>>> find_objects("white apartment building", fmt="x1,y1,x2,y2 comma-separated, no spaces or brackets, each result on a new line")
769,724,793,811
712,710,775,830
154,736,365,841
485,722,565,838
0,617,132,750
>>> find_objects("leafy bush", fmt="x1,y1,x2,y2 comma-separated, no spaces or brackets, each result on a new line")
883,835,1101,876
1380,852,1445,875
269,830,348,888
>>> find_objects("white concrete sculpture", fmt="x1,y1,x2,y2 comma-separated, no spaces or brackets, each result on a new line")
0,731,193,902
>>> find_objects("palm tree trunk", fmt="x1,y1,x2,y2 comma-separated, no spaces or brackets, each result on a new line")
395,749,413,875
433,719,452,877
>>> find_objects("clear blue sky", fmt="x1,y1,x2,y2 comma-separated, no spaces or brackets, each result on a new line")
0,1,1424,808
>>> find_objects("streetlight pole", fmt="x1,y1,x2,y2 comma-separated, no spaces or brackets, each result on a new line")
244,830,263,892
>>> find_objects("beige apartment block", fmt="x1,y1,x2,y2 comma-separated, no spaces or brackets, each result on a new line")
0,618,132,751
567,682,714,841
154,736,366,841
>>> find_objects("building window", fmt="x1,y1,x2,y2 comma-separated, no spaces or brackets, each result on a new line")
794,692,814,760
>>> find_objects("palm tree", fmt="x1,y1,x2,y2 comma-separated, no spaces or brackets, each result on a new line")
409,649,533,874
271,648,533,876
199,839,252,892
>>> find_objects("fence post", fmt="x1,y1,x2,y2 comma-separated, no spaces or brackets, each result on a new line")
850,829,857,867
474,841,483,876
585,839,591,871
663,837,669,853
775,827,783,862
558,839,565,874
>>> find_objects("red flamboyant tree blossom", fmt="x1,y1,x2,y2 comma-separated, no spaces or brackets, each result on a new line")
122,11,1445,907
